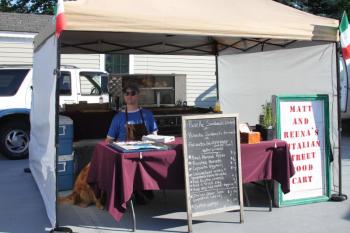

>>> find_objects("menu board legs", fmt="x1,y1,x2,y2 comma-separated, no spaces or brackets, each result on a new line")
182,114,244,232
187,211,193,233
240,206,244,223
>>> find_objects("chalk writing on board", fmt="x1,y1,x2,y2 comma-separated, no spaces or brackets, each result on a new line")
184,117,240,213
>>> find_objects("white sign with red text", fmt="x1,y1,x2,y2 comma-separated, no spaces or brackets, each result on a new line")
279,100,327,200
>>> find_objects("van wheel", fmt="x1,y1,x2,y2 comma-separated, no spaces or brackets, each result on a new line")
0,121,29,160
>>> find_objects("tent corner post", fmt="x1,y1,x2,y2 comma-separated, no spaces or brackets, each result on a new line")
215,54,219,100
53,37,74,232
210,39,220,101
50,226,73,233
330,42,348,202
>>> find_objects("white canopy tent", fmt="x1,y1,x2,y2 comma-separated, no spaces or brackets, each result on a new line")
30,0,339,228
35,0,338,55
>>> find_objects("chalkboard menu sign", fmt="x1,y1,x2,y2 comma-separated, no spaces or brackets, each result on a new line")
182,114,244,232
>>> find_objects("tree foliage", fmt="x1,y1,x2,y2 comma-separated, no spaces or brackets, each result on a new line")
0,0,56,14
0,0,12,12
275,0,350,19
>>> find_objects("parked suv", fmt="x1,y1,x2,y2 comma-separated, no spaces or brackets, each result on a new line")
0,65,108,159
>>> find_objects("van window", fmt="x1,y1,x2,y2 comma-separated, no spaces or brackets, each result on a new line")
79,72,108,96
58,71,72,95
0,69,29,96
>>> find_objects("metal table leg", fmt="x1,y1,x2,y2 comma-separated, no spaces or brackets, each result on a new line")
264,180,272,212
243,184,251,207
129,199,136,231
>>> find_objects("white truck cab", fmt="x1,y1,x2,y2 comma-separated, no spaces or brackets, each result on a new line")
339,57,350,120
59,66,109,106
0,65,108,159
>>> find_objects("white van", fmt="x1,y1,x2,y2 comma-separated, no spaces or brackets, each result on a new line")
0,65,108,159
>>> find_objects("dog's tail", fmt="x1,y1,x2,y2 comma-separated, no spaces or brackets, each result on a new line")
58,192,77,205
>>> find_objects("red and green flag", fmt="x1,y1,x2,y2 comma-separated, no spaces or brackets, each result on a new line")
54,0,65,38
340,11,350,61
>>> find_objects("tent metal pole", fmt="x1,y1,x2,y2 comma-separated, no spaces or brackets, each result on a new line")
330,42,348,202
342,54,349,113
51,37,73,233
213,41,219,100
215,55,219,100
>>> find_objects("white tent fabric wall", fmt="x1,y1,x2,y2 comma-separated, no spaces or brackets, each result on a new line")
29,35,57,227
218,42,339,191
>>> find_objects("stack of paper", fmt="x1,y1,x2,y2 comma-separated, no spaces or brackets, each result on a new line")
109,140,168,152
142,134,175,143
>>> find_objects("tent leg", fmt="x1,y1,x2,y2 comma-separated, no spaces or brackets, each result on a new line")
52,37,73,233
330,144,348,201
215,54,219,100
331,42,348,202
24,167,31,173
331,193,348,201
50,227,73,233
264,181,272,211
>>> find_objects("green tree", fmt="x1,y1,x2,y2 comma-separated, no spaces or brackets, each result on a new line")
275,0,350,19
0,0,56,14
0,0,14,12
12,0,30,13
336,0,350,17
27,0,56,14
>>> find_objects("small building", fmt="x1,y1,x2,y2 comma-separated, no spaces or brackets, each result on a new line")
0,12,104,70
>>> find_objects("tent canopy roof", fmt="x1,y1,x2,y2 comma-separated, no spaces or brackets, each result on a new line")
35,0,339,55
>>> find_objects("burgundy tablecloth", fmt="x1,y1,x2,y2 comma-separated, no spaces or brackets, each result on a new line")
241,140,295,193
87,139,184,222
87,138,294,222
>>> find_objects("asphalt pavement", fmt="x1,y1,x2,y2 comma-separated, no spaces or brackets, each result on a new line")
0,133,349,233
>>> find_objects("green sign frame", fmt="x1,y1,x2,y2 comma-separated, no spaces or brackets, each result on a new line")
274,94,331,207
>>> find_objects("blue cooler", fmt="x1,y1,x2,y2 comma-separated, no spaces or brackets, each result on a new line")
58,115,74,191
58,153,74,191
58,115,73,155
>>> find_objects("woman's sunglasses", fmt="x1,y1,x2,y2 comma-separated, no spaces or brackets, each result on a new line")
123,90,137,96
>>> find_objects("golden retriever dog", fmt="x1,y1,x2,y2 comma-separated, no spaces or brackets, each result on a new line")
58,163,104,209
